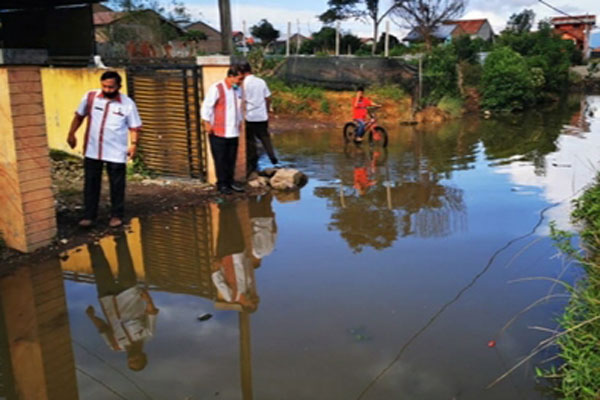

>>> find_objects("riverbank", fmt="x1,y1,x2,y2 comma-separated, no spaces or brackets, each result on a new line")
546,174,600,399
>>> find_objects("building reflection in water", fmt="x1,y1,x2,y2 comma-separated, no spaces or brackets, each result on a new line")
58,194,278,400
0,259,78,400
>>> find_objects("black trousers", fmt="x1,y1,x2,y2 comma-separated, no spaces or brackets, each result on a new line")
246,120,277,174
88,234,136,297
84,157,126,220
209,134,238,190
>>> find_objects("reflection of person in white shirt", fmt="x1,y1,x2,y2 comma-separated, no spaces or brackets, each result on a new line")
85,234,158,371
211,202,260,312
249,194,277,263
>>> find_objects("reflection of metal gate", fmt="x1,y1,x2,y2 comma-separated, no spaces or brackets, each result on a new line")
140,206,215,299
127,66,205,179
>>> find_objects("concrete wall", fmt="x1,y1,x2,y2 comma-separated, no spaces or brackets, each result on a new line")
41,68,128,156
0,67,56,252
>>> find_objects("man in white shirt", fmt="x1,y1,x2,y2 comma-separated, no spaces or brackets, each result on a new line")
240,63,278,176
201,66,245,195
67,71,142,228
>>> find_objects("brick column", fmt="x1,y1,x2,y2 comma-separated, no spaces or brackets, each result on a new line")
0,67,56,252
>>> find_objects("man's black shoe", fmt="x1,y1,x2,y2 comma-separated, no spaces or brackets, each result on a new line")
230,182,245,193
219,186,233,195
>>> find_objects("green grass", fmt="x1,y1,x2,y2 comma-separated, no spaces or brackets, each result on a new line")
437,96,464,118
541,175,600,399
370,84,406,101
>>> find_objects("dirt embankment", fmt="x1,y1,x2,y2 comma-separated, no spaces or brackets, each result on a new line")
269,89,417,133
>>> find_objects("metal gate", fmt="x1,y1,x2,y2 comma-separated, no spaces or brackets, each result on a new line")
127,65,206,179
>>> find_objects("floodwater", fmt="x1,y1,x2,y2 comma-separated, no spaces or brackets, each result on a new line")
1,95,600,400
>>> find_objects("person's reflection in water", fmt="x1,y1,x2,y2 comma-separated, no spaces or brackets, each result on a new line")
249,193,277,265
211,202,260,312
353,148,379,196
85,233,159,371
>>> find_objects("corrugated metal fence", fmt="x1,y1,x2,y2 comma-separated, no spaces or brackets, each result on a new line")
127,65,206,179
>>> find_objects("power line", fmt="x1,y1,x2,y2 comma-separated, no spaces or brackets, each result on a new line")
537,0,594,23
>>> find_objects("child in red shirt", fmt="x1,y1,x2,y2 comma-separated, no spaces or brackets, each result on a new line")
352,86,379,141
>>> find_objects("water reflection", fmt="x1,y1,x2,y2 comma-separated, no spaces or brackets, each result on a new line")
86,234,158,372
315,141,468,253
0,260,78,400
58,195,279,400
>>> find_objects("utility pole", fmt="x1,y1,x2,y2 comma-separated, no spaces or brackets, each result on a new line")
218,0,233,55
296,19,301,55
335,21,340,56
384,21,390,57
242,20,248,57
286,22,291,57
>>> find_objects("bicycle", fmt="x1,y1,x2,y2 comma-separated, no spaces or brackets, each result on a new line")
343,106,389,148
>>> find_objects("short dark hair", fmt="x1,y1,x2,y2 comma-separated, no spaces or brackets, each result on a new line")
100,70,122,86
227,65,243,77
239,62,252,74
357,86,365,92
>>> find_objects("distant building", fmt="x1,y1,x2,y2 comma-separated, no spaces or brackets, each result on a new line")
186,21,222,54
403,24,466,44
551,15,596,60
93,9,186,44
274,33,309,54
443,19,495,41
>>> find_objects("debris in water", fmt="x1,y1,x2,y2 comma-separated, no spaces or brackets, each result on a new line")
487,340,496,348
197,313,212,321
60,238,68,244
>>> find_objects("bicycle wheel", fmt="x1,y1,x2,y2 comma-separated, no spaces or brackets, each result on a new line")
343,122,358,143
369,127,388,148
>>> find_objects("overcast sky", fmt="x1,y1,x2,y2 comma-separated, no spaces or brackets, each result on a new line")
184,0,599,41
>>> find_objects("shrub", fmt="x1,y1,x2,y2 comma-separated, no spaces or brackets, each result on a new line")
481,46,534,111
423,44,459,104
437,96,463,117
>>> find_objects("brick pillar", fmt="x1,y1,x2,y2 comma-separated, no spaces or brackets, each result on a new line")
0,67,56,252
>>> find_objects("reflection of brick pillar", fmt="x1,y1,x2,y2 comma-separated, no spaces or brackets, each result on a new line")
0,67,56,252
0,259,79,400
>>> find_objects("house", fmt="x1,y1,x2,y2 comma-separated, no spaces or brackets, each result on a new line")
403,24,466,44
93,9,187,44
443,19,494,41
274,33,309,53
186,20,222,54
551,15,596,60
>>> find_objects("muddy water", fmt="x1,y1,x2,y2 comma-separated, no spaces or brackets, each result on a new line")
1,96,599,400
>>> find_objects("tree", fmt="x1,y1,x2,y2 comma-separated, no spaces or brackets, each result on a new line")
481,46,534,111
375,32,400,53
319,0,404,55
250,19,280,47
392,0,465,51
506,9,535,33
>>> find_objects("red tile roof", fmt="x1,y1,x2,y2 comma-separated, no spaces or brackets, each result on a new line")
445,19,487,35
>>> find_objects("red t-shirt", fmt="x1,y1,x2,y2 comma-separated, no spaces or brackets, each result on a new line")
352,96,373,120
